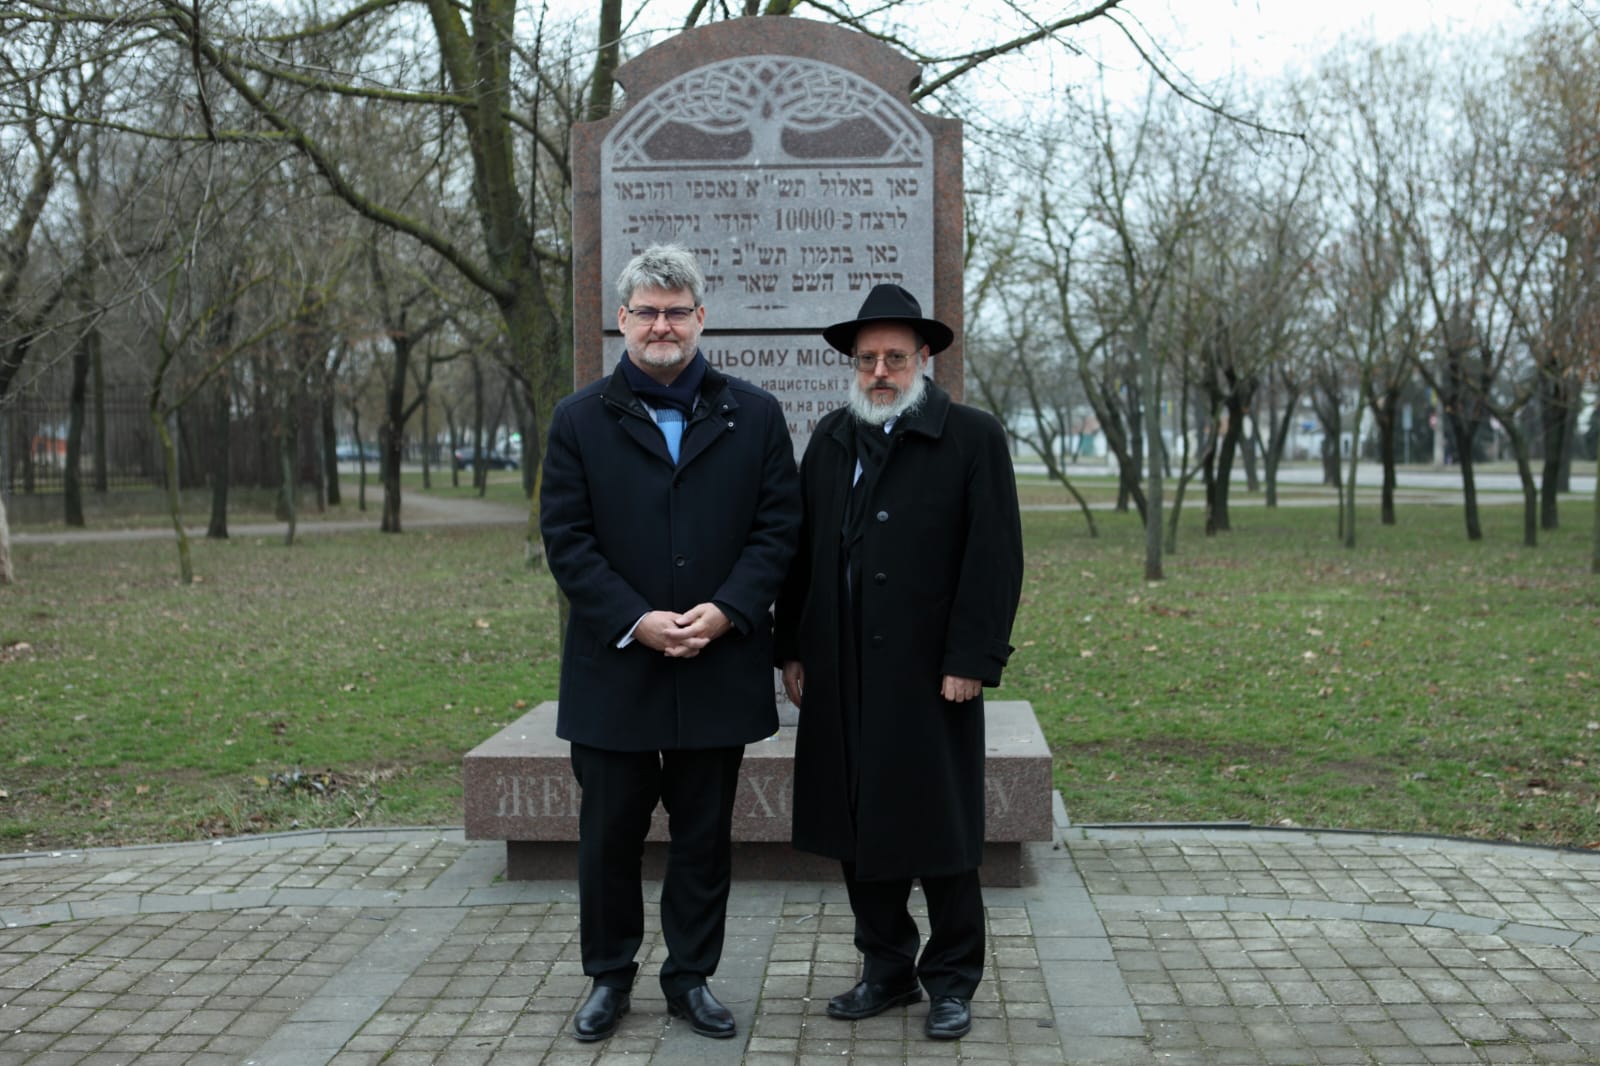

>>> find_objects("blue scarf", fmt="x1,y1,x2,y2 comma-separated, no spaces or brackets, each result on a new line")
621,351,707,415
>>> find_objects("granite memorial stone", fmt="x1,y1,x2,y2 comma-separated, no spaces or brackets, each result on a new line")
462,17,1051,882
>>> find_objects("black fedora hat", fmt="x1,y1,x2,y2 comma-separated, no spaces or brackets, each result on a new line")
822,284,954,356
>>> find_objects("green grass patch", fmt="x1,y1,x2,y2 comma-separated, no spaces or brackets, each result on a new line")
3,523,558,850
1014,503,1600,847
2,488,1597,852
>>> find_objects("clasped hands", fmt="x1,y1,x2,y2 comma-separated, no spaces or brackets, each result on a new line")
635,603,730,658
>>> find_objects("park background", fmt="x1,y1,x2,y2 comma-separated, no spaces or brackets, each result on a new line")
3,0,1598,852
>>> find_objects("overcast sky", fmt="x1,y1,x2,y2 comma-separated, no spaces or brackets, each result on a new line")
1125,0,1530,83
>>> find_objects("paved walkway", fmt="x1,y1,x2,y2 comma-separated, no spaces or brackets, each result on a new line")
8,491,528,547
4,808,1599,1065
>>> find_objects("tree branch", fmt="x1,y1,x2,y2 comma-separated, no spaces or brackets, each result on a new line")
152,1,511,301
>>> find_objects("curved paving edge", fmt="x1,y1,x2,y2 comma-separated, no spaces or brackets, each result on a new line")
5,815,1600,1064
5,821,1598,955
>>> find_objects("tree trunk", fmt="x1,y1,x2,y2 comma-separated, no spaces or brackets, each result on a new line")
1506,423,1538,548
1208,394,1249,534
381,420,403,533
510,379,534,498
470,354,487,494
1559,392,1579,494
0,488,14,585
321,383,341,508
1241,430,1259,493
1263,385,1300,510
380,331,411,532
1344,393,1366,549
274,404,295,524
1539,367,1575,529
1165,375,1198,555
280,422,298,547
1447,410,1483,541
154,410,194,584
585,0,623,122
1083,377,1147,521
1372,399,1398,526
349,404,368,513
92,326,107,495
1141,338,1163,582
64,325,90,527
420,391,433,491
1591,448,1599,575
206,371,230,539
1129,386,1146,494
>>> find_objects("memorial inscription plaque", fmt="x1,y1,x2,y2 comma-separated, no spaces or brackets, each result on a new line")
574,18,964,453
600,54,935,332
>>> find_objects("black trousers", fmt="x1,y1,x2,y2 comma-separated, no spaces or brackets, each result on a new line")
842,863,985,999
569,742,744,996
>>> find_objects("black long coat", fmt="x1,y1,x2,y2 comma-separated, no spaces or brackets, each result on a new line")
540,360,800,751
774,380,1024,880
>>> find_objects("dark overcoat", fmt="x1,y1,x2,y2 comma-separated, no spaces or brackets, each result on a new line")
540,359,800,751
774,380,1024,880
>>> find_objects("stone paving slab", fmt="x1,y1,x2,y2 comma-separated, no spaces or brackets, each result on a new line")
1,815,1598,1064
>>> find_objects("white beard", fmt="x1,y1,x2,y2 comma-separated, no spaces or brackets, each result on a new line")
848,371,926,426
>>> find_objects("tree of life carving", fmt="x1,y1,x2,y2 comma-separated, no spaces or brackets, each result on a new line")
609,56,924,167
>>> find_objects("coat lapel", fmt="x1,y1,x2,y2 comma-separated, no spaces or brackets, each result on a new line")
677,366,737,470
602,369,673,465
892,378,951,444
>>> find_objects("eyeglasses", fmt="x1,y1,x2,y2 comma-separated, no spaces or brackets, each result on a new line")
849,351,919,372
627,305,698,325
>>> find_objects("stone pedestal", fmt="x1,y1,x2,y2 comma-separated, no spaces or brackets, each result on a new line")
463,701,1052,886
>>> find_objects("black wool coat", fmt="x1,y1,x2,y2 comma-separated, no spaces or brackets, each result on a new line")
774,380,1024,880
540,359,800,751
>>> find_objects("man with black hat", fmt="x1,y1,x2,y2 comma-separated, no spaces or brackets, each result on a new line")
541,244,800,1042
775,283,1024,1040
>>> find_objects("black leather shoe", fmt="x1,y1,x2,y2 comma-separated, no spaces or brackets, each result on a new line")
572,985,629,1041
826,979,923,1020
666,984,736,1038
924,995,971,1040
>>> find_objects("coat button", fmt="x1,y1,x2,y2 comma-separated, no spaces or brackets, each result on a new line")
870,634,885,647
873,572,887,585
875,510,889,522
726,420,735,429
674,555,686,567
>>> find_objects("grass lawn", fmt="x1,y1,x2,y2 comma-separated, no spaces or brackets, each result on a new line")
2,480,1597,853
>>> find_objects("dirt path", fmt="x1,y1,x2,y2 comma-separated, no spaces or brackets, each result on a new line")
10,485,527,546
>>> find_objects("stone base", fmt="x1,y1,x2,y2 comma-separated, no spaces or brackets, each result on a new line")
464,700,1051,887
504,839,1032,886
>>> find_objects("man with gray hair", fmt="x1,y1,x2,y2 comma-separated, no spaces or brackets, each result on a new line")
540,244,800,1042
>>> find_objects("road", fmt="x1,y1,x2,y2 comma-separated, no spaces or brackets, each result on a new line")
1013,459,1596,495
9,463,1596,546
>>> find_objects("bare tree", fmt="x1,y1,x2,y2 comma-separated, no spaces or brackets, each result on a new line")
1407,53,1548,547
1,20,88,577
968,263,1101,537
1505,16,1600,532
1067,87,1216,576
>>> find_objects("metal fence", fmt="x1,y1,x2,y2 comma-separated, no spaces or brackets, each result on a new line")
1,384,163,498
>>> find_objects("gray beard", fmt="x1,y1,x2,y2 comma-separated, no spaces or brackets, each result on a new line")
634,344,690,370
848,371,926,426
